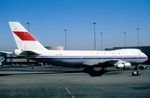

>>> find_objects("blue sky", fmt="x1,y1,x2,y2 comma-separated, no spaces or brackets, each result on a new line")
0,0,150,51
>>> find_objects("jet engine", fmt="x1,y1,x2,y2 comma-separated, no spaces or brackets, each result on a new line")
115,61,131,69
13,49,22,56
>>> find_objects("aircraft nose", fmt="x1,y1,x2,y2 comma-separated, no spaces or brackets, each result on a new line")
143,53,148,61
145,54,148,61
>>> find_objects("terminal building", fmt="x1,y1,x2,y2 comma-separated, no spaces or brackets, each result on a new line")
0,51,37,66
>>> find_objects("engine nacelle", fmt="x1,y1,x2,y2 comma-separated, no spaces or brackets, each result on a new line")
13,49,22,56
115,61,131,69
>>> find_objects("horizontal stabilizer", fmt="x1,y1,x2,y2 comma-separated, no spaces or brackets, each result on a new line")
20,51,39,56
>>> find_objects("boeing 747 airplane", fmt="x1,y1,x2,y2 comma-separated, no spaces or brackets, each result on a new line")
9,22,148,73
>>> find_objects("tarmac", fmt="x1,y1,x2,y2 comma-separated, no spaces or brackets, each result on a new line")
0,65,150,98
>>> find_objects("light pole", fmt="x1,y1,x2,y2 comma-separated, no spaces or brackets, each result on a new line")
27,22,30,31
137,27,140,47
93,22,96,50
64,29,67,50
100,32,103,50
123,32,126,47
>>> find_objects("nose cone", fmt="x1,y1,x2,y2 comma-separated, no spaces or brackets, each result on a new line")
142,53,148,62
145,54,148,61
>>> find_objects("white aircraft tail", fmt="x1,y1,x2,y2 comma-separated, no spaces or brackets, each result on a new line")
9,22,47,51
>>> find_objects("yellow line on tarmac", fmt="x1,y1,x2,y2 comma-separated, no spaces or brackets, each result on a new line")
65,87,75,98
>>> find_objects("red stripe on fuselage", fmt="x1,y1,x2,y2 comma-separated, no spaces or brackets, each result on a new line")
14,32,36,41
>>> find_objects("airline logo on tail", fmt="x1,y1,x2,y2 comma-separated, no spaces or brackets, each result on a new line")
9,22,37,41
13,31,36,41
9,22,47,51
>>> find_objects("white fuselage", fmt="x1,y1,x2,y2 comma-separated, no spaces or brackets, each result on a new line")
31,49,148,67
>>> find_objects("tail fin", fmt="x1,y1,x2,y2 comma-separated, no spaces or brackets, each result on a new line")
9,22,46,51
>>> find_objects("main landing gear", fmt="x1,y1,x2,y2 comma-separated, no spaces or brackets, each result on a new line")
132,64,141,76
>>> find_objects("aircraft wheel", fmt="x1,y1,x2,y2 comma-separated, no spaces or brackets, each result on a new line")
132,70,141,76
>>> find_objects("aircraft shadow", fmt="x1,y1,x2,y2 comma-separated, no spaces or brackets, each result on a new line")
0,69,123,77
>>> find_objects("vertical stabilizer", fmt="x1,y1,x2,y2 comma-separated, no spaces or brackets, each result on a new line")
9,22,46,51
